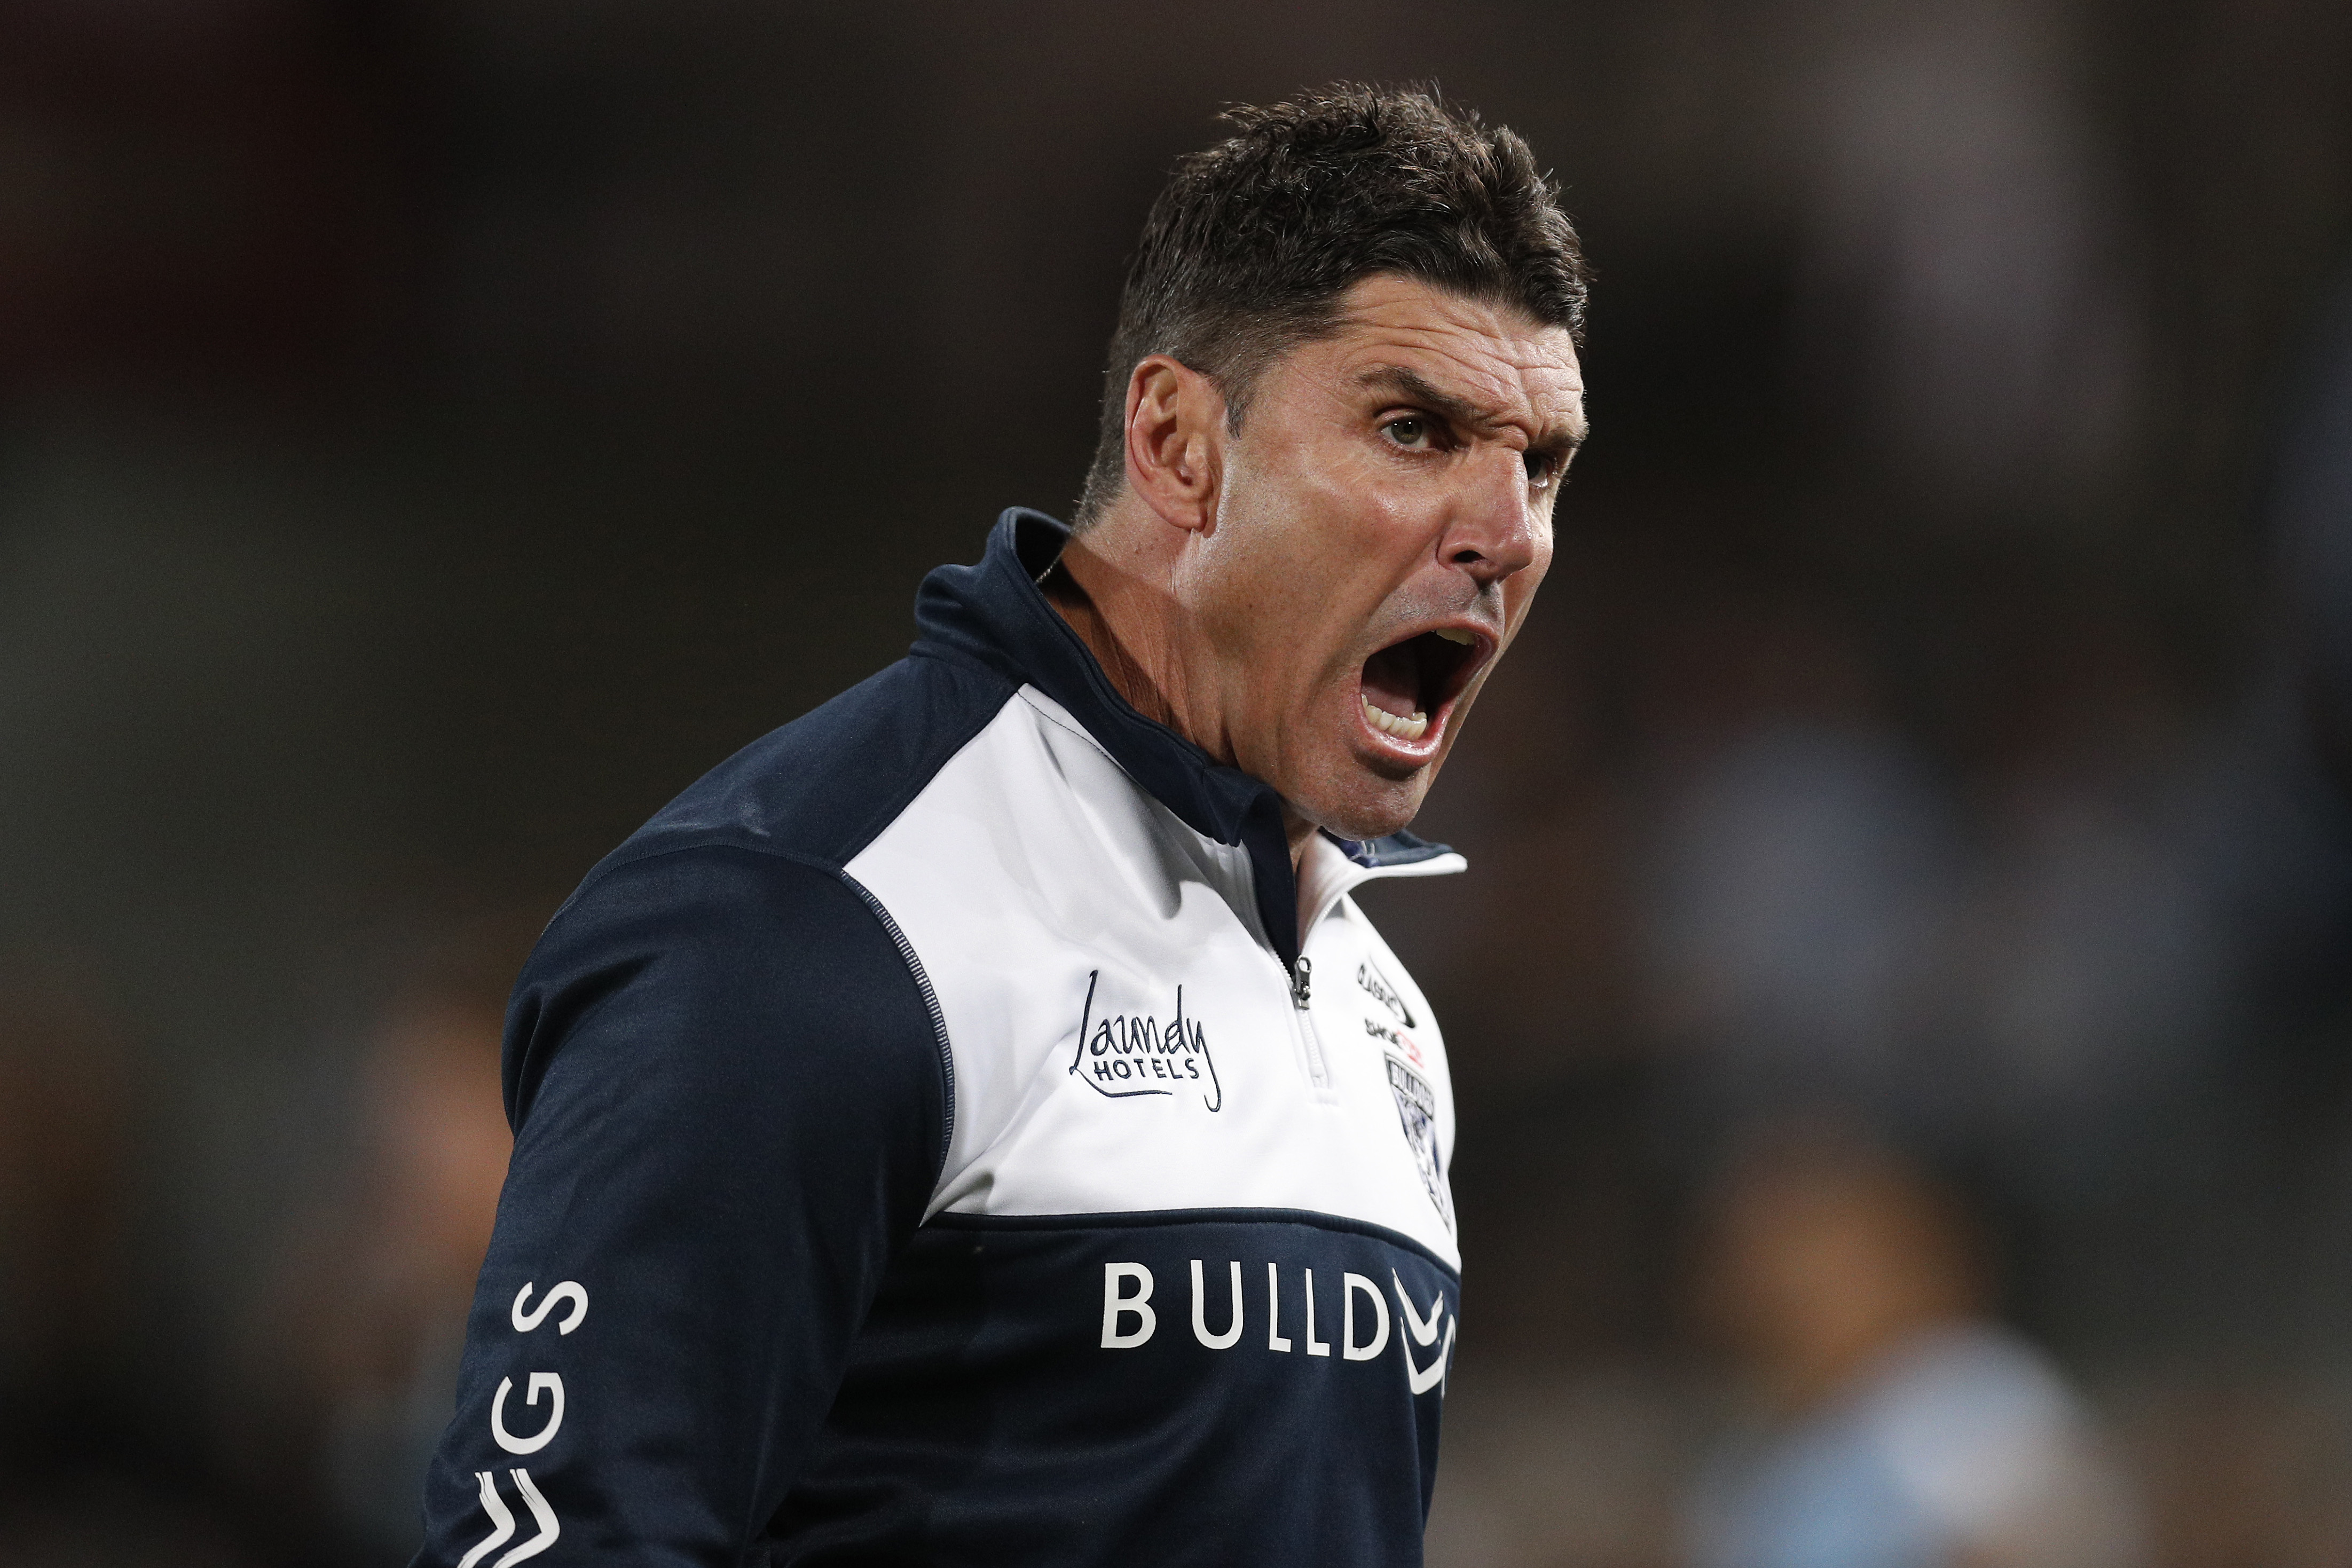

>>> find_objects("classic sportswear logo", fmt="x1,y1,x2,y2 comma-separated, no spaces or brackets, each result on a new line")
1357,959,1417,1028
1067,969,1223,1111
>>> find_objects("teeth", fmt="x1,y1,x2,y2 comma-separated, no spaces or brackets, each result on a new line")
1433,627,1475,645
1361,695,1429,742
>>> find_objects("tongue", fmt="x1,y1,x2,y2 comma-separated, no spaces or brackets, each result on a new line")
1360,641,1420,719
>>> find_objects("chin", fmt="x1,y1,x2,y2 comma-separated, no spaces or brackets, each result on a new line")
1299,769,1432,842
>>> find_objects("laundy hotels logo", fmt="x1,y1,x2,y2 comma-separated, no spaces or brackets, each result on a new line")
1068,970,1223,1111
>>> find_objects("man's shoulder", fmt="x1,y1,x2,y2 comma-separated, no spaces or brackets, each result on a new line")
598,649,1021,886
502,651,1002,1134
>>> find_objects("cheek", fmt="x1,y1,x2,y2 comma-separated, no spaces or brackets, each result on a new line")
1501,545,1553,628
1239,427,1426,548
1207,447,1434,697
1204,490,1359,640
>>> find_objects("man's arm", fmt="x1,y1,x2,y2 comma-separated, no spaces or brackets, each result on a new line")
412,843,949,1566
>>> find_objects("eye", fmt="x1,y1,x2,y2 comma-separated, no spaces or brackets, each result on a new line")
1523,450,1555,490
1381,415,1436,451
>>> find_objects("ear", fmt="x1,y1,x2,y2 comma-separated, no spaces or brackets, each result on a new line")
1121,355,1225,534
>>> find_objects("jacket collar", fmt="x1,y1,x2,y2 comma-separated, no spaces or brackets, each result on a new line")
913,507,1456,969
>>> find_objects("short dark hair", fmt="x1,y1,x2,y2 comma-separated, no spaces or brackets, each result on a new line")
1075,83,1590,528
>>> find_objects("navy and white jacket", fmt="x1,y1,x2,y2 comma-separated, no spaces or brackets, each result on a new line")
415,509,1468,1567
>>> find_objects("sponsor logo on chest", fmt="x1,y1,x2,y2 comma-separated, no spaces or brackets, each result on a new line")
1067,969,1222,1111
1357,958,1427,1068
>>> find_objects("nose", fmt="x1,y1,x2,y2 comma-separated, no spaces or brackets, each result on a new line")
1436,445,1543,587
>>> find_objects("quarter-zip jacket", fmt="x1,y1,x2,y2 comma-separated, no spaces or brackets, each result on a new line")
414,508,1467,1568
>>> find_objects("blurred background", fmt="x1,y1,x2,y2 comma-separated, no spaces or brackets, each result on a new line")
3,0,2350,1563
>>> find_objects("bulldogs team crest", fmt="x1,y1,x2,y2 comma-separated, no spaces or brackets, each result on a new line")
1384,1056,1452,1230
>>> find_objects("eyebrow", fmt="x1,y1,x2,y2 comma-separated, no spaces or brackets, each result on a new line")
1355,365,1588,460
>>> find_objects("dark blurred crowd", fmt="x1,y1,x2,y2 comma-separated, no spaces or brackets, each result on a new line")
0,922,524,1564
4,0,2351,1563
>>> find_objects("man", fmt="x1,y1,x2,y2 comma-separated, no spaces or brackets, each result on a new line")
416,83,1587,1567
1683,1129,2143,1568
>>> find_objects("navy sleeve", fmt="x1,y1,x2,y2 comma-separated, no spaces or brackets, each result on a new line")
412,844,949,1566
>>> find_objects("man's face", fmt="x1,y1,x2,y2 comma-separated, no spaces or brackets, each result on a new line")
1177,273,1585,840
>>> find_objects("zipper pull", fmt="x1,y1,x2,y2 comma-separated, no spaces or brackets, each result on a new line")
1290,955,1313,1010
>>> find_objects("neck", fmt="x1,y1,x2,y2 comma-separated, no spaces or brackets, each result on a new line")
1043,526,1319,873
1041,531,1184,735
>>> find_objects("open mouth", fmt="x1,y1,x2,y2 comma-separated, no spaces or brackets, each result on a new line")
1357,627,1486,749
